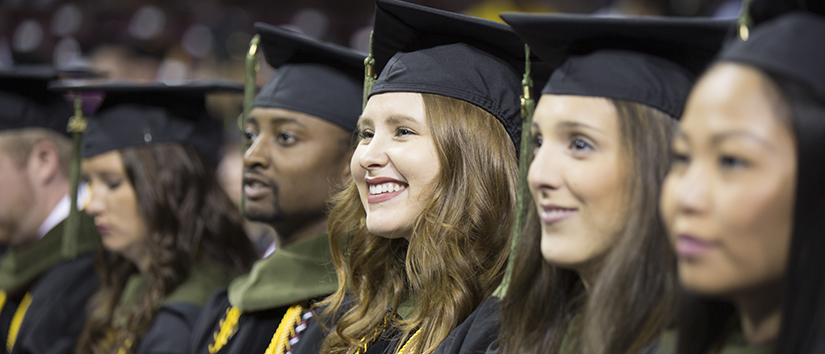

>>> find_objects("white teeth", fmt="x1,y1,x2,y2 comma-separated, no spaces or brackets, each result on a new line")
369,182,407,195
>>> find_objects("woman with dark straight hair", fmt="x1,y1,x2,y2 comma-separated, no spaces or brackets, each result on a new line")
497,14,731,354
58,81,258,354
659,7,825,354
317,1,527,354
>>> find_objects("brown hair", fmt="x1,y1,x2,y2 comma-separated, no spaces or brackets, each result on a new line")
76,143,258,354
500,99,678,354
319,93,518,354
0,128,72,178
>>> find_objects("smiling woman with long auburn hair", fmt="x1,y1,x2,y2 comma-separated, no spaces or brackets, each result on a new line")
315,1,527,354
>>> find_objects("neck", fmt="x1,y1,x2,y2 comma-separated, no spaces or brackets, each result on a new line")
14,189,67,246
574,257,604,293
272,214,328,248
733,280,784,345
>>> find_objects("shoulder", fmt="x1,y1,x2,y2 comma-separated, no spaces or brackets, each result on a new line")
434,297,502,354
136,303,203,354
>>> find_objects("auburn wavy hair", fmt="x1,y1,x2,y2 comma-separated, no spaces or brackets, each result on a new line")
500,99,679,354
76,143,257,354
318,93,518,354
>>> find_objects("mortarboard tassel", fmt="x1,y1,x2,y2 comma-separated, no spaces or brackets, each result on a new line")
738,0,754,40
63,96,87,258
494,44,535,298
240,34,261,214
363,31,377,111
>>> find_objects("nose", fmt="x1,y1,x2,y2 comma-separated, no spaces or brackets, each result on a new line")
356,134,390,172
527,143,562,198
243,134,269,170
671,161,709,215
84,183,104,218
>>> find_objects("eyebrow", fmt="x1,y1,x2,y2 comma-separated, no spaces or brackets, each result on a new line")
555,120,603,133
710,131,777,150
247,116,307,128
357,116,373,131
386,114,418,126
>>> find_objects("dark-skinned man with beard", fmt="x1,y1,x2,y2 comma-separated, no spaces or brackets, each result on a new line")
187,24,362,354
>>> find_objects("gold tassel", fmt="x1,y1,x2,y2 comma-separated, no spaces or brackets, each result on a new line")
738,0,754,40
363,31,377,111
240,34,261,214
494,44,535,299
63,96,87,258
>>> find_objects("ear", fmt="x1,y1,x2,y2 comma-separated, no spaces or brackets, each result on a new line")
28,140,62,187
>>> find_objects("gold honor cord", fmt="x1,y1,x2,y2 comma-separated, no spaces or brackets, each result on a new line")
395,328,422,354
240,34,261,214
0,291,6,314
264,304,304,354
348,310,395,354
6,293,33,352
494,44,536,298
209,306,242,354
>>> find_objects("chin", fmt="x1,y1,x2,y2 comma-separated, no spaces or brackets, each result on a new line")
678,268,736,297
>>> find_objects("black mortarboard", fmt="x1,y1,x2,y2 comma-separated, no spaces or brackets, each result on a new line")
0,65,92,135
368,0,545,150
253,23,364,133
719,12,825,96
501,14,734,118
50,80,242,165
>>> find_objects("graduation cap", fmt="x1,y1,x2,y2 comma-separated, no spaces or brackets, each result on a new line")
720,12,825,96
500,14,734,118
367,0,549,151
50,80,242,165
252,23,365,132
738,0,825,39
0,65,97,134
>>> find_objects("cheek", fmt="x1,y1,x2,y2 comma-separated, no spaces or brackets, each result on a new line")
717,178,794,275
113,186,145,231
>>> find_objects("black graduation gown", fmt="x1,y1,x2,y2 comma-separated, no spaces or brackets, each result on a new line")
137,302,203,354
116,262,237,354
188,290,288,354
434,297,501,354
187,233,337,354
0,214,100,354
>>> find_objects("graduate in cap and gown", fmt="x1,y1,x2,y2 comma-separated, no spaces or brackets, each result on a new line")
317,1,537,354
0,66,101,354
50,80,259,354
493,12,732,354
187,23,362,354
658,1,825,353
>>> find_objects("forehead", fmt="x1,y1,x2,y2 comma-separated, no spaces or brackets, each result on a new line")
249,106,347,133
682,63,784,137
81,150,125,174
533,94,618,131
360,92,425,125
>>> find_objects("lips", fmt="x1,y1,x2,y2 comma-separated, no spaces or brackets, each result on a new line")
538,203,577,225
365,177,408,204
675,234,717,258
96,224,110,235
243,173,274,200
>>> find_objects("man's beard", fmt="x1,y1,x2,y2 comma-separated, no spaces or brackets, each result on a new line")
243,181,284,224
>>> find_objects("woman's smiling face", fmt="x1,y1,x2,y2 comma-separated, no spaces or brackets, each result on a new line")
352,92,441,240
528,94,631,275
